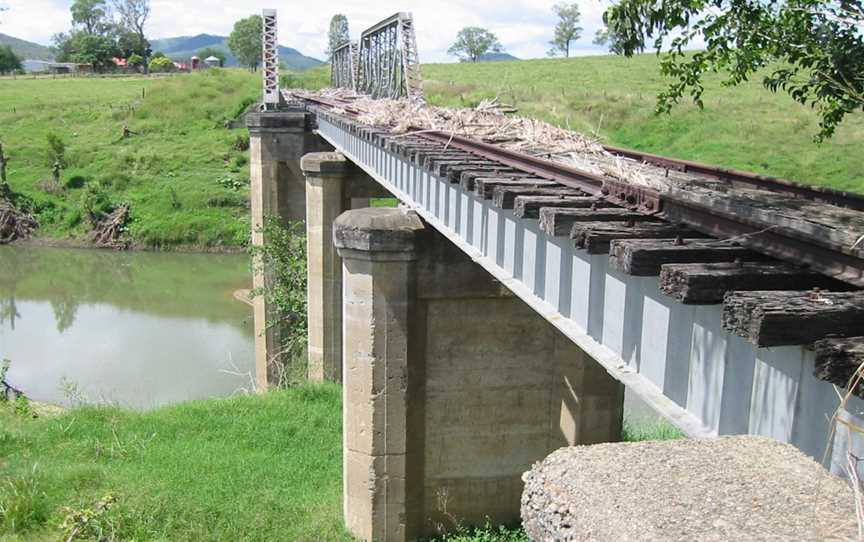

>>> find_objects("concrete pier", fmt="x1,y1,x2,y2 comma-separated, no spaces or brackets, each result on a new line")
302,152,391,383
247,111,331,389
335,208,624,541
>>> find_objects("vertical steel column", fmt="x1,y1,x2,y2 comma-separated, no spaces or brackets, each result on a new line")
262,9,280,109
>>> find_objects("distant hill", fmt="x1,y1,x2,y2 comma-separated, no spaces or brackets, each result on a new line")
0,33,54,60
478,52,520,62
150,34,322,71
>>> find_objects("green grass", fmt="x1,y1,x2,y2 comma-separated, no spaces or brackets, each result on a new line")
296,55,864,193
0,387,529,541
0,385,350,541
0,70,258,249
622,418,686,442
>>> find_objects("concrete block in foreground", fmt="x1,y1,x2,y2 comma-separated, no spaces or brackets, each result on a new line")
521,436,858,541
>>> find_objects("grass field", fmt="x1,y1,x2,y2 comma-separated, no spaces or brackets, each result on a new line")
0,386,531,541
0,70,258,249
294,54,864,193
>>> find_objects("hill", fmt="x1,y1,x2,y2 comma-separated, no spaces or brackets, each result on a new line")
0,32,54,60
0,69,259,249
478,52,520,62
150,34,322,71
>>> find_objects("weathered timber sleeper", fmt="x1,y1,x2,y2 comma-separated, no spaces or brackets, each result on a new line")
722,290,864,347
813,337,864,398
659,262,849,304
514,196,614,219
474,177,556,199
460,170,532,191
539,207,655,237
492,187,582,210
570,222,704,255
609,239,767,277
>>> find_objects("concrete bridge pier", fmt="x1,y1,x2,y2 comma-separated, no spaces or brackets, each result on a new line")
247,110,332,389
334,207,625,541
301,152,392,383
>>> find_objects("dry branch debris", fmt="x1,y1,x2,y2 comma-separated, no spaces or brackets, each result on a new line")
0,197,37,244
290,88,673,191
90,204,130,249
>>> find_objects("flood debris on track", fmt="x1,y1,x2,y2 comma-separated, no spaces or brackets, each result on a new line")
289,88,678,191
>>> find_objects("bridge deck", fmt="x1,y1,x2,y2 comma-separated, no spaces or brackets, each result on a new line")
312,106,849,462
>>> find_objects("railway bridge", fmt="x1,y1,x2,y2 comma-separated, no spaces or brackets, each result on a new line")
248,10,864,541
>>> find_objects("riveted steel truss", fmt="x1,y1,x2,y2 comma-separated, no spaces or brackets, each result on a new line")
262,9,280,109
331,41,358,91
355,12,424,101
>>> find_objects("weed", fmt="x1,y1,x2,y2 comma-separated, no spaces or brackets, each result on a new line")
60,493,120,542
0,468,49,534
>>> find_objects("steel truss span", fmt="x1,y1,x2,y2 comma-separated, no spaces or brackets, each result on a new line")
331,12,423,101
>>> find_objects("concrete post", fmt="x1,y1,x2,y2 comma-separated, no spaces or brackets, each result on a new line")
247,111,331,389
303,153,350,384
303,152,394,384
335,208,426,542
335,208,624,541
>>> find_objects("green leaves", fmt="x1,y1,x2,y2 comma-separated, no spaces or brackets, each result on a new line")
228,15,263,71
605,0,864,140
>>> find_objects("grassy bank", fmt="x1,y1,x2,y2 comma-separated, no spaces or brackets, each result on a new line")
0,70,258,249
1,386,348,541
0,386,529,541
295,54,864,193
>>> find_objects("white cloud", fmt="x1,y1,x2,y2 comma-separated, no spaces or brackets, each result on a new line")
0,0,616,61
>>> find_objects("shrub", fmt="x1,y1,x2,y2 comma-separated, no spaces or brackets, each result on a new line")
249,218,308,387
66,175,87,189
148,57,174,73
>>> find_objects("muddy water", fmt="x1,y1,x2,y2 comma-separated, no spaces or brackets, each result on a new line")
0,245,255,409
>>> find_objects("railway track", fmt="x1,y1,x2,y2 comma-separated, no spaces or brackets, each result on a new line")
297,91,864,288
296,91,864,393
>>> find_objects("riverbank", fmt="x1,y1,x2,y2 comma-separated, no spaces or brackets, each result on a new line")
0,385,529,541
0,70,257,251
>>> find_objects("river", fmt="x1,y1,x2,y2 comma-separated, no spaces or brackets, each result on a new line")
0,245,256,409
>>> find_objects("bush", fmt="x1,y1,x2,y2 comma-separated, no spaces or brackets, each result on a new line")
66,175,87,189
148,57,174,73
249,218,308,387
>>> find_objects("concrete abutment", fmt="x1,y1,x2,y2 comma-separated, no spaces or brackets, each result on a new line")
334,207,624,541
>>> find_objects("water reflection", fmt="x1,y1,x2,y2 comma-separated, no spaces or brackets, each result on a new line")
0,245,255,409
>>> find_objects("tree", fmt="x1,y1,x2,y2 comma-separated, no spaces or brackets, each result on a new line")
117,28,150,60
604,0,864,140
228,15,262,71
592,26,625,55
71,0,111,35
548,3,582,58
127,53,144,71
0,45,21,74
113,0,150,68
448,27,503,62
326,14,350,59
59,32,119,71
196,47,226,65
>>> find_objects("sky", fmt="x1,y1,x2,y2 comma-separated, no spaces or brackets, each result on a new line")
0,0,614,62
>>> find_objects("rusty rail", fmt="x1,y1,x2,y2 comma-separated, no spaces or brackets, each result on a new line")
300,92,864,287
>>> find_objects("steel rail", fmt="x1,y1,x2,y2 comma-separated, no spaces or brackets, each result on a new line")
603,144,864,211
302,94,864,286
